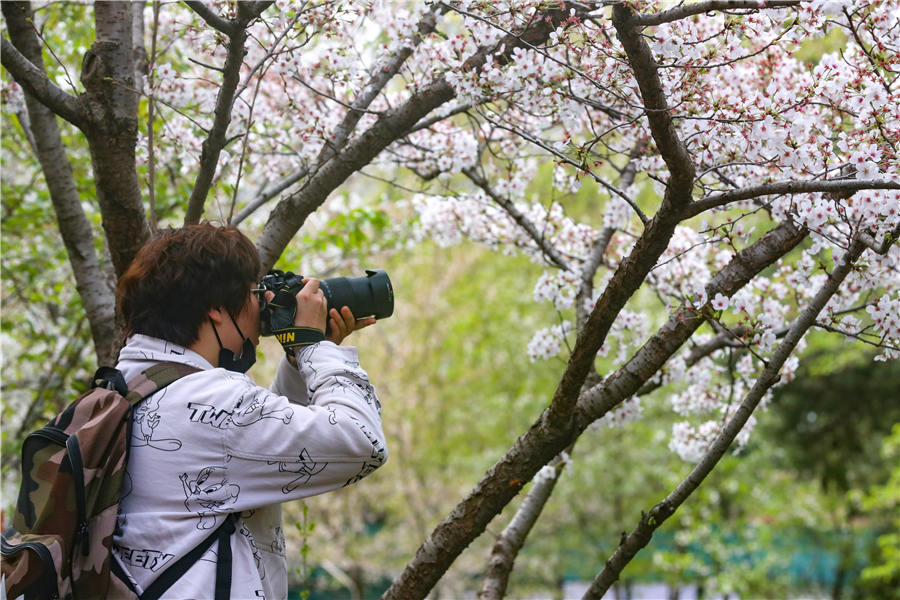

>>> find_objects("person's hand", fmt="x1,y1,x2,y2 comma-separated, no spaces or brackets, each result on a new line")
294,278,327,333
327,306,376,345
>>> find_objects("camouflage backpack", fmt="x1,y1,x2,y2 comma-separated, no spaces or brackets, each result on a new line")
0,361,240,600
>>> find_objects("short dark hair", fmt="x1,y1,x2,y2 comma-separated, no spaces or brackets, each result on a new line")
117,224,262,347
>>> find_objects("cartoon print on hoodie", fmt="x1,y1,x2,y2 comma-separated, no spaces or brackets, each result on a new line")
239,522,265,578
300,346,373,407
179,466,240,529
298,346,323,381
343,414,387,487
132,388,182,451
113,544,175,573
267,448,327,494
231,392,294,427
163,341,186,355
334,376,381,415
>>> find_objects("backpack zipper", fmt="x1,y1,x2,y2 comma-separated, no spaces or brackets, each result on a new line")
65,435,90,556
29,426,68,446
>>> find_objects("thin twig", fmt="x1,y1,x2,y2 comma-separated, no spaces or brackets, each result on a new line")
463,166,571,270
631,0,802,27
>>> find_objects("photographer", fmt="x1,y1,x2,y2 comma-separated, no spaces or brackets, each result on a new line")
111,223,386,599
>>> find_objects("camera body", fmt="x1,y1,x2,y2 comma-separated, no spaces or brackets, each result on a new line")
258,269,394,336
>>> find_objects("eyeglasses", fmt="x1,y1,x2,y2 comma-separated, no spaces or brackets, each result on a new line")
251,287,267,309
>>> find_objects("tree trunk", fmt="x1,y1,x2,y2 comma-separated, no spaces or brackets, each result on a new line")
81,0,150,278
2,1,118,366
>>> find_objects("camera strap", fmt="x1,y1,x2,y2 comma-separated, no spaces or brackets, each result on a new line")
274,326,324,350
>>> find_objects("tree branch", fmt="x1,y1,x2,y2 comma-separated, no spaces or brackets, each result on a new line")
632,0,802,27
184,5,263,224
12,105,39,155
635,326,750,397
478,444,574,600
842,6,894,95
576,226,615,328
612,3,695,187
582,237,866,598
463,166,571,271
576,141,646,328
0,36,86,128
471,109,650,225
685,178,900,219
312,4,445,169
184,0,235,34
541,3,698,428
857,220,900,256
576,221,807,425
235,5,300,100
406,101,477,135
373,8,593,600
132,0,149,93
146,0,162,231
258,2,584,273
380,220,805,600
231,166,309,226
237,1,275,23
246,6,454,251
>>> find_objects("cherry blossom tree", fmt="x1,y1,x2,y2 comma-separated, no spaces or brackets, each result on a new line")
2,1,898,598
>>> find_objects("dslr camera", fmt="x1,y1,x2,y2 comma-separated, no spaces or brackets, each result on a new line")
258,269,394,336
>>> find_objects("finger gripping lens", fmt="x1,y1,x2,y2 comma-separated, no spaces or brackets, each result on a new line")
259,269,393,337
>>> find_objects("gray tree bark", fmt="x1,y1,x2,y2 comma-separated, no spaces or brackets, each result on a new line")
477,447,570,600
80,0,150,278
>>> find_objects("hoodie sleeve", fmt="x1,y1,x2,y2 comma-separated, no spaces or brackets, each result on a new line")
224,342,387,507
270,353,310,405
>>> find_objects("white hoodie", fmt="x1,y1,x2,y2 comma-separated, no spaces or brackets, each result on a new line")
111,334,387,599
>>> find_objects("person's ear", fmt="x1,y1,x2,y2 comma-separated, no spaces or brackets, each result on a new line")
208,306,226,325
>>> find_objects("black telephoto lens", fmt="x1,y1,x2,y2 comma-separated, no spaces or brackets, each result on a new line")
320,269,394,320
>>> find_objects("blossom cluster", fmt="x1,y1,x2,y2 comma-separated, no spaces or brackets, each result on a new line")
527,321,572,363
596,396,643,430
866,294,900,360
669,411,758,464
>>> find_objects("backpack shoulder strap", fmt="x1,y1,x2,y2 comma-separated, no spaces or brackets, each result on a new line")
92,366,129,396
123,362,202,405
130,513,238,600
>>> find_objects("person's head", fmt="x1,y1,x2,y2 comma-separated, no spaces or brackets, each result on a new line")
117,223,262,348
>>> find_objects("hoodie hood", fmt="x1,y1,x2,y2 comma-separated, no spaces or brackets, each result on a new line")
117,334,216,380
